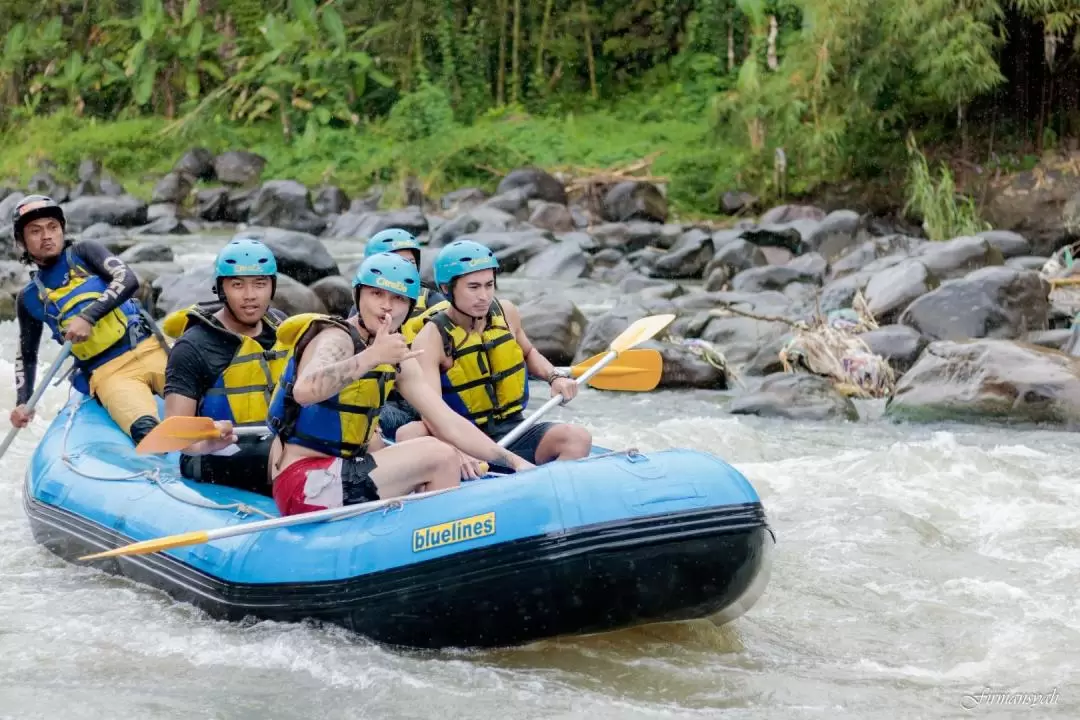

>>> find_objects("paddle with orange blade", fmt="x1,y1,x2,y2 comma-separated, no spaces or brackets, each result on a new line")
561,348,662,392
134,418,269,455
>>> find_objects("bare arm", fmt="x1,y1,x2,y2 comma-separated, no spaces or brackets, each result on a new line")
164,393,197,418
502,299,558,381
396,358,532,470
290,327,382,406
411,323,446,392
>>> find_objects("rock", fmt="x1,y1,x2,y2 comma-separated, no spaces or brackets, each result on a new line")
517,240,589,280
858,325,927,375
527,201,574,233
496,167,567,205
98,175,125,197
728,373,858,421
649,340,729,389
429,206,519,248
128,261,181,312
136,215,193,235
153,266,217,316
703,239,767,289
326,207,429,241
78,222,126,241
213,150,266,186
785,252,828,284
0,261,29,293
272,274,328,316
517,294,587,366
864,259,939,323
885,338,1080,424
1062,325,1080,356
27,171,68,203
977,230,1031,259
807,209,861,259
454,230,554,273
249,180,328,235
720,190,758,214
309,275,354,317
61,195,148,232
0,289,14,320
590,221,668,253
147,203,178,222
194,187,255,223
441,187,489,215
819,272,871,313
602,181,668,223
313,186,349,216
618,274,678,295
648,229,713,279
119,242,174,263
759,204,826,225
0,192,26,224
232,227,339,285
1006,255,1051,272
151,172,194,205
827,235,924,282
697,291,796,366
731,265,818,294
572,305,654,363
739,221,814,256
915,236,1004,280
1027,329,1072,351
898,266,1050,341
173,148,215,180
481,189,531,219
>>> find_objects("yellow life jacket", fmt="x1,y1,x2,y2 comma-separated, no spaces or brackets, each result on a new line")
266,313,396,458
401,299,449,343
161,303,290,426
427,299,528,427
31,246,141,364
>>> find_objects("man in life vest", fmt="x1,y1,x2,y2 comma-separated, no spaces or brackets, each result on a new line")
354,228,447,441
8,195,169,443
161,237,289,493
265,252,534,517
409,240,593,467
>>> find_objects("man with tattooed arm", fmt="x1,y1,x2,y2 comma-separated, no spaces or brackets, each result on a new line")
231,252,535,516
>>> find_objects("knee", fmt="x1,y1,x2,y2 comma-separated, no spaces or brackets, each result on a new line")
561,425,592,458
413,437,459,470
395,421,430,442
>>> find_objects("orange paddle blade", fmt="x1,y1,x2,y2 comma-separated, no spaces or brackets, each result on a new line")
569,349,663,391
135,416,220,455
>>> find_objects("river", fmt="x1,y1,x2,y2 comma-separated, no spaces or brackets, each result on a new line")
0,236,1075,719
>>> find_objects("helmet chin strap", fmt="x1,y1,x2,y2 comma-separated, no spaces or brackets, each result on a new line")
446,282,486,326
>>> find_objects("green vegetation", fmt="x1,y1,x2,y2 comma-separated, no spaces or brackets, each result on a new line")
1,0,1079,222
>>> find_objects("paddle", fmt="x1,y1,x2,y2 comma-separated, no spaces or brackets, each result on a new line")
135,418,270,455
76,314,674,561
495,313,675,450
135,350,663,455
0,341,73,461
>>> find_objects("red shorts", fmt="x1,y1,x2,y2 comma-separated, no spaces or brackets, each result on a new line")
272,455,381,516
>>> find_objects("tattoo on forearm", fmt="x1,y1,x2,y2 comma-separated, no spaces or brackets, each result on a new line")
492,450,517,468
299,336,364,400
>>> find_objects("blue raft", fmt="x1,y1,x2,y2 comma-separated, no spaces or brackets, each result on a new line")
23,395,775,649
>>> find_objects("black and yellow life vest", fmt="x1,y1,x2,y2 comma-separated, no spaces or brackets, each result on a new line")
427,299,528,427
266,313,396,458
162,302,290,426
401,298,449,343
30,246,143,366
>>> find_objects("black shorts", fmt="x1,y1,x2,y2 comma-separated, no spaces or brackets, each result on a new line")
483,414,557,467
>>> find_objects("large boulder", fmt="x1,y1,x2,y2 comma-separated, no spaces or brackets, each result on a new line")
885,338,1080,425
226,227,339,285
248,180,328,235
517,294,587,366
60,195,148,232
728,373,858,421
898,267,1050,341
496,167,567,205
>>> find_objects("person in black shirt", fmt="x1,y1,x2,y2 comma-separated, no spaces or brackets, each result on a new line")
162,237,288,494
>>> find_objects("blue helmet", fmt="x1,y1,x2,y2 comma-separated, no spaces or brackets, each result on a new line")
215,236,278,278
352,252,421,302
433,240,498,287
364,228,421,263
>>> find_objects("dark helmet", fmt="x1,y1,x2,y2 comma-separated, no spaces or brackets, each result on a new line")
13,195,66,242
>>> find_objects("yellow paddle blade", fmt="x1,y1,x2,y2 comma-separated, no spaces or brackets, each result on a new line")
609,314,676,353
78,530,211,560
570,349,663,391
135,416,220,455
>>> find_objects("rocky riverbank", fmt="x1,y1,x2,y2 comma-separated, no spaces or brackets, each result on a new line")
5,148,1080,428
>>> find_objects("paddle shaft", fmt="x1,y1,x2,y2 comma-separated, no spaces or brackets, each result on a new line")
497,350,617,449
0,342,74,460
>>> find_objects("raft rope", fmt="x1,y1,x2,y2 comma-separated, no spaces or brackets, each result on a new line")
58,393,274,519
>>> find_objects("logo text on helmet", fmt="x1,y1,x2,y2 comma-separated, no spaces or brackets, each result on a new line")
465,256,491,267
231,263,266,274
18,200,50,215
375,276,409,294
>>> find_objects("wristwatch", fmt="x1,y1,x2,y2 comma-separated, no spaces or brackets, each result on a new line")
546,369,570,384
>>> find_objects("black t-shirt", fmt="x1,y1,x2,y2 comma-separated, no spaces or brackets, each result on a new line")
164,310,283,494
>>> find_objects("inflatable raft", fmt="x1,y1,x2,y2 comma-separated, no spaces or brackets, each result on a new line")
23,394,775,649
